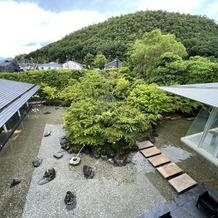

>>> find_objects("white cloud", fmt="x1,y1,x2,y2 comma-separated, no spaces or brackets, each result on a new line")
0,1,107,58
205,2,218,21
138,0,203,14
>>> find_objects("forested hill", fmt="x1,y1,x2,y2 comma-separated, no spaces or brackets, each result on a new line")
15,10,218,64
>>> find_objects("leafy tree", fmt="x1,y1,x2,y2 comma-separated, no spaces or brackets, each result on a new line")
84,53,94,69
113,77,130,99
148,52,188,85
94,54,108,69
64,99,148,151
186,56,213,84
127,29,187,78
127,83,173,124
59,70,115,104
41,84,58,100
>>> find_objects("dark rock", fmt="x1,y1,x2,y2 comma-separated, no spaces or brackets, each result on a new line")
38,168,56,185
93,151,101,159
83,165,95,179
114,155,126,167
60,136,71,147
89,151,94,158
32,157,43,167
44,130,51,137
10,179,21,188
125,155,132,164
64,191,76,210
60,136,72,151
83,147,91,155
151,129,159,137
146,133,155,143
53,150,64,159
43,111,51,114
101,154,108,161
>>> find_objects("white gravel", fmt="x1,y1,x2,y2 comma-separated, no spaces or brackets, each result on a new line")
23,124,167,218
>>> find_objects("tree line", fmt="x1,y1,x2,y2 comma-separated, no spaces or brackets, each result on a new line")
15,10,218,64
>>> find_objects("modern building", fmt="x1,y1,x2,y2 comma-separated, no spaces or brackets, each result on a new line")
159,83,218,167
0,79,40,150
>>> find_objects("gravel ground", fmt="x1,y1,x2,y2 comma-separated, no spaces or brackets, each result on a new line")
1,105,217,218
22,124,167,218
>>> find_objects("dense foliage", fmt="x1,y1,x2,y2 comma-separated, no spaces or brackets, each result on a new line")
127,29,187,78
3,20,218,155
0,67,203,153
15,10,218,64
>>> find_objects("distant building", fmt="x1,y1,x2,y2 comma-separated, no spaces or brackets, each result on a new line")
19,63,38,71
62,61,83,70
0,79,40,151
0,62,22,72
38,62,62,70
104,59,122,69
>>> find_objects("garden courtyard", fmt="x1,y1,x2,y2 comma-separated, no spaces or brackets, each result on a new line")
0,105,217,218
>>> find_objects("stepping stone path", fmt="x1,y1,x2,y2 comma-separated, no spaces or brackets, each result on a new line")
137,140,197,193
168,173,197,193
137,140,154,150
157,163,183,179
148,154,171,167
140,146,161,158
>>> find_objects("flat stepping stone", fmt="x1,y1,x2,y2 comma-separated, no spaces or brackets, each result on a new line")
148,154,171,167
157,163,183,179
168,173,197,193
140,146,161,158
137,140,154,150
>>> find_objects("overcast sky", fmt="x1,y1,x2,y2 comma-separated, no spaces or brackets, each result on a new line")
1,0,218,58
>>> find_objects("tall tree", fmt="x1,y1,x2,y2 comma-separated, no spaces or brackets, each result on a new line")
127,29,187,78
84,53,94,69
94,54,108,69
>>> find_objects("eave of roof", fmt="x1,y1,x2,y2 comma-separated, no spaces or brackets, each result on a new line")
158,83,218,108
0,79,40,127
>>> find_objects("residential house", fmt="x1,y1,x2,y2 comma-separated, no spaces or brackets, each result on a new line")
0,62,22,72
104,59,122,69
62,60,83,70
37,62,62,70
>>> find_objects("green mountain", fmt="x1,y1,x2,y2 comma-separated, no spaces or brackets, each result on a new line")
15,10,218,64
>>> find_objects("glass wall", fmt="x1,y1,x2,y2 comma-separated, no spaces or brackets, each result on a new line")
182,107,218,158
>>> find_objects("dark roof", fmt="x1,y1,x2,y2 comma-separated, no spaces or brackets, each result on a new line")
0,62,22,72
0,79,40,127
104,59,121,68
